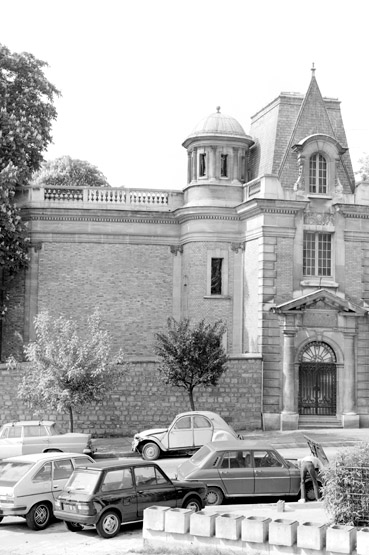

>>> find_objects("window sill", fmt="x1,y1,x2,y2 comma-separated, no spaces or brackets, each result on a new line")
204,295,231,300
300,279,338,288
307,194,332,200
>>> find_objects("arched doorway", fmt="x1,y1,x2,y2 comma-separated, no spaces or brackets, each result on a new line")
298,341,337,416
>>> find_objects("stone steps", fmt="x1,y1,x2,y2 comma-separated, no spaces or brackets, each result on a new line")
298,416,343,429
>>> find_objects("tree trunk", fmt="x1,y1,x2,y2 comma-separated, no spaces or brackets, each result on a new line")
68,406,74,432
188,389,195,411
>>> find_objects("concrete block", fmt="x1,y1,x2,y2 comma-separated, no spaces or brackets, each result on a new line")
281,412,299,431
342,414,360,428
326,524,357,554
143,506,171,531
242,515,271,543
297,521,326,550
262,412,280,430
215,513,244,540
269,518,298,546
356,527,369,555
190,510,217,537
164,508,193,534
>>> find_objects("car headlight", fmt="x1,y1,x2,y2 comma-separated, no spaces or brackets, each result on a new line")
55,499,62,510
0,494,15,508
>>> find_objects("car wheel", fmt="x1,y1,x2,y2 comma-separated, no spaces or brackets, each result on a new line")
65,521,84,532
26,502,52,530
96,511,121,539
306,482,320,501
183,497,202,512
205,487,224,506
141,442,161,461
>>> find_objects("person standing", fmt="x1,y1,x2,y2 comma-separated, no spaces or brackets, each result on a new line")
298,454,324,502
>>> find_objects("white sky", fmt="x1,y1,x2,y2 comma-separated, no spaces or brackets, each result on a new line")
1,0,368,189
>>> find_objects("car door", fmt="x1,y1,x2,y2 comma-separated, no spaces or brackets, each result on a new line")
99,468,137,522
22,425,49,455
0,426,23,458
193,415,213,447
51,458,75,500
167,416,193,449
253,450,291,495
218,450,254,496
134,465,177,518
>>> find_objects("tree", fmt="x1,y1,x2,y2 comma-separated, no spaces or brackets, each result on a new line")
0,44,59,311
16,310,126,432
31,156,110,188
355,153,369,182
154,318,228,410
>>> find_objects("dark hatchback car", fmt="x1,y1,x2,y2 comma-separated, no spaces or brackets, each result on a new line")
177,440,321,505
54,460,207,538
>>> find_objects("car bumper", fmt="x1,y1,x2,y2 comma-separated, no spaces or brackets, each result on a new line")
0,506,27,516
54,510,98,526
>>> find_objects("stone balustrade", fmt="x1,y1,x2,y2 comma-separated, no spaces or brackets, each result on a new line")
143,505,369,554
16,185,184,211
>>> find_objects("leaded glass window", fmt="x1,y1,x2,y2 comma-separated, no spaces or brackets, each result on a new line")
220,154,228,177
199,153,206,177
211,258,222,295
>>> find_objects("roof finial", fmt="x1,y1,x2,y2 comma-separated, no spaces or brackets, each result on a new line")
216,106,221,113
311,63,316,76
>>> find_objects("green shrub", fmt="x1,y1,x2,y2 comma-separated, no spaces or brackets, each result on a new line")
323,442,369,526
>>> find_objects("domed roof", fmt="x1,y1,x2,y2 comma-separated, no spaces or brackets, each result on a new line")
187,107,248,140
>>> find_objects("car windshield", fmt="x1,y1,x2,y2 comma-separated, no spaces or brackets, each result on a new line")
64,470,100,495
0,461,35,486
189,446,211,466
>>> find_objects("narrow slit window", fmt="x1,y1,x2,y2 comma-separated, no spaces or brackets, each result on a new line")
220,154,228,177
211,258,223,295
199,153,206,177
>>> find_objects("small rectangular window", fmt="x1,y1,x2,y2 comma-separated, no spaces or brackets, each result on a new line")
220,154,228,177
211,258,223,295
199,153,206,177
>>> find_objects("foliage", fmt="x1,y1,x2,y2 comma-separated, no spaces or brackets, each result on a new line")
16,310,126,432
355,153,369,182
32,156,110,188
323,442,369,526
154,318,228,411
0,43,59,308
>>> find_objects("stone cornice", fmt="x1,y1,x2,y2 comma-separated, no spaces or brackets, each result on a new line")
335,204,369,219
24,212,178,225
236,199,308,220
174,206,239,223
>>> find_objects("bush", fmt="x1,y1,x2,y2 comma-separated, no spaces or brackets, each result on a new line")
323,442,369,526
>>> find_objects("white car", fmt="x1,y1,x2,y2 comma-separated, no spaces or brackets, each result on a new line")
0,421,92,459
132,411,242,460
0,451,95,530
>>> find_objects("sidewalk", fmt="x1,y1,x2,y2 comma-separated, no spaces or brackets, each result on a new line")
91,427,369,458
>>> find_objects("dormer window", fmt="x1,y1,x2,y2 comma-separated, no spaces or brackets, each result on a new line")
309,153,327,194
220,154,228,178
199,153,206,177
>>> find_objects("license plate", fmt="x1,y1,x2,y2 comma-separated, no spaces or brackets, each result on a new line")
63,503,76,512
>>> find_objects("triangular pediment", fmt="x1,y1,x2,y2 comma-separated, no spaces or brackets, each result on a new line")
271,289,367,315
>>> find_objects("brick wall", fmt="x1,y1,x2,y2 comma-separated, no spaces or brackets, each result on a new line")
0,357,262,435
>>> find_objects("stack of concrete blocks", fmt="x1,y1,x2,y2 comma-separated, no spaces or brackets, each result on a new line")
143,506,369,554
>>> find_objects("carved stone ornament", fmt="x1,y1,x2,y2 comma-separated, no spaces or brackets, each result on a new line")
231,242,245,253
294,154,305,192
170,245,183,255
30,242,43,252
303,210,334,226
335,159,344,198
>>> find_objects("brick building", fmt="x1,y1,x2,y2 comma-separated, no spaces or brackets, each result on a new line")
2,69,369,433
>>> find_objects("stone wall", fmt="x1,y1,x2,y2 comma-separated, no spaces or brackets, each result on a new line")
0,356,262,435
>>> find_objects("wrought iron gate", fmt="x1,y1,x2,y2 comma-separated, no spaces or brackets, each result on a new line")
299,362,337,415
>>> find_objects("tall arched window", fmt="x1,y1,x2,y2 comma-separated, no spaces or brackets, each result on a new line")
309,153,327,194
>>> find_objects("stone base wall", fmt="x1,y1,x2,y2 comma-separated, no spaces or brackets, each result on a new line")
0,356,262,435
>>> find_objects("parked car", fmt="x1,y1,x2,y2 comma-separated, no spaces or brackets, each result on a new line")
132,411,242,460
0,451,95,530
54,459,207,538
0,421,92,459
176,440,323,505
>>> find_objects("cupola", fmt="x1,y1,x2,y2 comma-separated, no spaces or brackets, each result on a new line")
182,107,254,207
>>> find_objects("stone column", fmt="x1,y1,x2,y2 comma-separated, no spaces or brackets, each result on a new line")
23,242,42,343
231,243,244,353
170,246,183,321
232,147,239,183
187,151,192,184
209,146,215,181
342,327,359,428
281,317,299,430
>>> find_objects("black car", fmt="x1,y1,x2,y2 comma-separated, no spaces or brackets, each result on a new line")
54,460,207,538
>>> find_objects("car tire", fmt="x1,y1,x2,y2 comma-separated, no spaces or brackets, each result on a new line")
96,510,121,539
26,502,52,530
65,521,84,532
205,486,224,506
306,482,320,501
183,496,202,512
141,442,161,461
